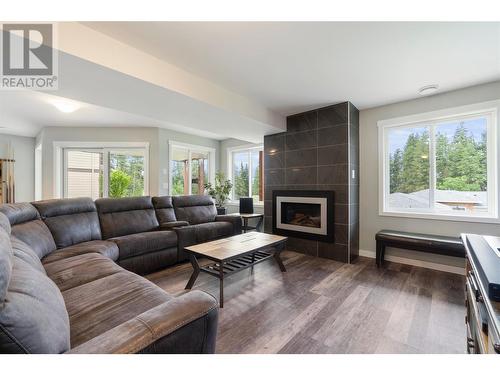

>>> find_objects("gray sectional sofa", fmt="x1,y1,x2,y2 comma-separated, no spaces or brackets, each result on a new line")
0,195,242,354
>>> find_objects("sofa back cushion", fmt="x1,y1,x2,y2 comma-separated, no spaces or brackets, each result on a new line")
172,195,217,225
95,196,159,239
0,257,71,353
32,198,102,249
0,203,56,258
152,196,177,223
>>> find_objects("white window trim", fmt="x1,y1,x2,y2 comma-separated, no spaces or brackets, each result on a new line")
226,143,264,206
378,100,499,223
168,140,216,196
54,141,150,199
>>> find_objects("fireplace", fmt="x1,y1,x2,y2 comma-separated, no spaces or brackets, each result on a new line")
272,190,334,242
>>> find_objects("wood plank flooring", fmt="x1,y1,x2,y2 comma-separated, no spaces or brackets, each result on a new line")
146,251,466,354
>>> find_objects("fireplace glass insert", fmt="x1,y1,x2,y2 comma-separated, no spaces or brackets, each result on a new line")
281,202,321,228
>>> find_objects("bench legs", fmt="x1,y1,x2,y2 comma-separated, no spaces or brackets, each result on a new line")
376,241,386,267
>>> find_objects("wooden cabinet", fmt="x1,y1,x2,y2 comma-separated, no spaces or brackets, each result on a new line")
463,234,500,354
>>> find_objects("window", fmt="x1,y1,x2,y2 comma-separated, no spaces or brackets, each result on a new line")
169,142,215,196
228,146,263,204
379,102,498,221
62,146,148,199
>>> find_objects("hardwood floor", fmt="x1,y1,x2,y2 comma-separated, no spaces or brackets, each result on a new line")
146,251,466,354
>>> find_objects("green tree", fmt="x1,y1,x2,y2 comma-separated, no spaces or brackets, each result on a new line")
435,132,450,186
109,170,132,198
389,124,487,195
252,162,260,198
389,148,403,193
234,162,249,198
400,131,429,193
438,124,486,191
109,153,145,197
171,161,186,195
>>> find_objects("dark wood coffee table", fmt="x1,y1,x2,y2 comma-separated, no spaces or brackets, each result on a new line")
184,232,287,307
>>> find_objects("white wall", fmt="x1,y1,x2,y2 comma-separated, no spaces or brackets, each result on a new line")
359,81,500,269
0,134,35,202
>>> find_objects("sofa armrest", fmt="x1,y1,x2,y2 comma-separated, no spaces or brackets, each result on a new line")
159,221,189,230
67,290,218,354
215,215,242,235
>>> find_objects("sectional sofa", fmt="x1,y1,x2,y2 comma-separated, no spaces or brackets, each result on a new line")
0,195,242,354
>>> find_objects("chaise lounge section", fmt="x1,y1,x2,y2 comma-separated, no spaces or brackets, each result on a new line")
0,194,242,354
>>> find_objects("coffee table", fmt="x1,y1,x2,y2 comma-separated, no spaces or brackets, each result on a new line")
184,232,287,307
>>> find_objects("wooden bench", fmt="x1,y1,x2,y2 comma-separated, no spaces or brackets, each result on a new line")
375,230,465,267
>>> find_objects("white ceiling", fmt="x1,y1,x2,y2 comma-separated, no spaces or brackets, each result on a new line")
83,22,500,114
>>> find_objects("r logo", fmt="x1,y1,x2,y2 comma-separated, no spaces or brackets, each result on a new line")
2,23,53,76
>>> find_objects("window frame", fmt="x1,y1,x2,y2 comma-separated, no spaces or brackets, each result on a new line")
378,101,499,223
54,141,150,199
168,140,216,196
226,144,264,206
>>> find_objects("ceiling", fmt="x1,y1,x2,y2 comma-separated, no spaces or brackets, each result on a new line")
0,90,226,139
83,22,500,114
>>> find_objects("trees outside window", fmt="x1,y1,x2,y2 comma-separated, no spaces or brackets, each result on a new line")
383,109,495,219
230,147,263,203
64,147,147,199
169,143,214,196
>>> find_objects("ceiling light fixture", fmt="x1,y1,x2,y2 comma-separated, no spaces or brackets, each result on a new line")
418,84,439,96
51,99,81,113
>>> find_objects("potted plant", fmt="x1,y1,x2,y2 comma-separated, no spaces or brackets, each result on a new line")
204,171,233,215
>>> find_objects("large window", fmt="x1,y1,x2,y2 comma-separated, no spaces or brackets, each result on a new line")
63,146,148,199
228,146,263,204
169,142,214,196
379,103,497,221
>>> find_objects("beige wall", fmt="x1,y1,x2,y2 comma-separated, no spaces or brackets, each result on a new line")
0,134,35,202
359,81,500,269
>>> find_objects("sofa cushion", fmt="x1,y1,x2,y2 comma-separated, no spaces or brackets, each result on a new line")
152,196,177,223
96,196,159,239
32,198,102,249
172,195,217,225
0,216,12,302
62,271,172,348
0,257,71,353
11,236,46,274
192,222,233,243
110,230,178,260
118,248,178,275
0,211,11,233
0,203,56,258
44,253,123,292
42,240,119,265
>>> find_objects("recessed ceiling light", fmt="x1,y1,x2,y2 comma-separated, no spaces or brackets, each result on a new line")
50,98,81,113
418,84,439,96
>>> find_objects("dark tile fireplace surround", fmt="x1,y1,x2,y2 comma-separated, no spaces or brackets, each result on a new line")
264,102,359,263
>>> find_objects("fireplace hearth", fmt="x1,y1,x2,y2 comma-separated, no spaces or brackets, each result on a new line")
273,190,334,242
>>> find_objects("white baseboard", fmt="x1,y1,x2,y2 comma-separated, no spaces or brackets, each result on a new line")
358,249,465,275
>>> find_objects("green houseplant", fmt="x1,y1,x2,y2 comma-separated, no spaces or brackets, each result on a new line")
204,171,233,214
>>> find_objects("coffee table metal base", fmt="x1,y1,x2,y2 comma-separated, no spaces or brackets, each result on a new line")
185,243,286,308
